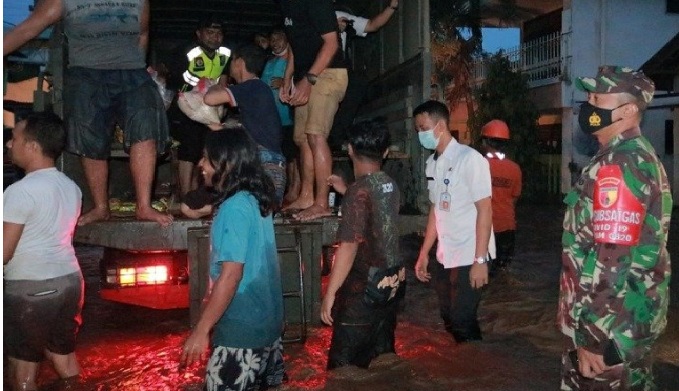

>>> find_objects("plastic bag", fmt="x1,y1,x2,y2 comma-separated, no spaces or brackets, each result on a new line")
177,78,225,125
148,67,175,111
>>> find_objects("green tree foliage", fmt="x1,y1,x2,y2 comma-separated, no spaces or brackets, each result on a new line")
470,54,544,201
429,0,483,121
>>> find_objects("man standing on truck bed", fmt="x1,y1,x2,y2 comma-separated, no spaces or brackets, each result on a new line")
3,0,173,227
329,0,400,151
280,0,348,221
167,15,231,198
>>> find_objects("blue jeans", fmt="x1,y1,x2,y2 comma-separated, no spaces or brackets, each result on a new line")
259,147,286,206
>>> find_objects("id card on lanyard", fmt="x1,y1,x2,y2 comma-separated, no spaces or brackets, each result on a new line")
439,178,451,211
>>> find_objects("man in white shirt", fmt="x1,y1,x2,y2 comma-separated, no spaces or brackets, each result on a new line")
412,100,495,343
4,112,84,391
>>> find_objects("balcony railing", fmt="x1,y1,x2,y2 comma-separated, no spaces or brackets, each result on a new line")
472,31,562,87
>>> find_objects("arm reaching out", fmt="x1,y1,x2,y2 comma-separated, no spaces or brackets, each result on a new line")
3,0,63,55
327,174,348,195
204,84,233,106
365,0,399,33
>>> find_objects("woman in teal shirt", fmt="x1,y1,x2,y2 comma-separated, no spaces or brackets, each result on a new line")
180,126,285,391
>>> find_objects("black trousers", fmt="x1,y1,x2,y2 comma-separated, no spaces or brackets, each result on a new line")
327,71,369,149
327,290,401,369
431,262,483,342
493,230,516,268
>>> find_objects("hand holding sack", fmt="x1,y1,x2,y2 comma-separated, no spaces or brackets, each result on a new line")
177,78,225,125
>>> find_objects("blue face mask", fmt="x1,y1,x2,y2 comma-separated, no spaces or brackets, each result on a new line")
418,127,440,150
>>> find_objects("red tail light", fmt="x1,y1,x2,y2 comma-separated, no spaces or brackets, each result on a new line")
118,265,169,286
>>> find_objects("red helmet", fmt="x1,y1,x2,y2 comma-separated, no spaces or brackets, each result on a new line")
481,119,510,140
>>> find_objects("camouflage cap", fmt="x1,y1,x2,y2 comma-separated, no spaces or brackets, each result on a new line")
574,65,655,104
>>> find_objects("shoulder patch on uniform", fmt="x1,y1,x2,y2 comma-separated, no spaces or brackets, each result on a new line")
186,46,203,61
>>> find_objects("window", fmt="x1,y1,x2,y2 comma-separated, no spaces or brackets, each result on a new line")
665,120,674,155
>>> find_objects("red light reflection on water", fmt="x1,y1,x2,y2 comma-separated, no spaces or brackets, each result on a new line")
39,332,205,390
31,322,442,391
281,326,334,390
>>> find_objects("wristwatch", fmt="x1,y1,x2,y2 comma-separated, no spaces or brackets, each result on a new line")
473,255,489,265
305,73,318,85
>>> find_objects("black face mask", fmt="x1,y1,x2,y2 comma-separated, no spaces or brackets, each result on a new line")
577,102,624,134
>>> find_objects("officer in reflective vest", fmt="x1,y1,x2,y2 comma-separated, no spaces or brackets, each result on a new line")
182,16,231,90
172,15,231,197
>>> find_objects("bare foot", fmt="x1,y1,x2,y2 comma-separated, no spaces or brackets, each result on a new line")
281,196,314,212
282,191,298,206
278,208,302,219
293,204,331,222
78,206,110,226
137,205,174,227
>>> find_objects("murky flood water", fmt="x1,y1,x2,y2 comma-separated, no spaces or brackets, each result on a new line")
5,203,679,390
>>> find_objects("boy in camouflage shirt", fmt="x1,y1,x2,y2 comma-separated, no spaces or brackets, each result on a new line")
320,119,404,369
559,66,672,390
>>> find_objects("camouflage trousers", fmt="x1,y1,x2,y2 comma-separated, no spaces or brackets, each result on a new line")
560,339,656,391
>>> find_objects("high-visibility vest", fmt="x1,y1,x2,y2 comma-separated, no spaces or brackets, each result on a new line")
182,46,231,87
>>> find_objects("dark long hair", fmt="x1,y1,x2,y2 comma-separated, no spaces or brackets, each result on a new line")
204,126,276,216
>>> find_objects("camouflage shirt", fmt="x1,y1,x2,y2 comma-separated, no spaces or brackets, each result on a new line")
336,171,401,294
558,126,672,361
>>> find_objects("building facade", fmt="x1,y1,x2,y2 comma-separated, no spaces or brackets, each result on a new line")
472,0,679,202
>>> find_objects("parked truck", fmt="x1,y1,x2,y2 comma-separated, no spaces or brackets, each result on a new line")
6,0,433,324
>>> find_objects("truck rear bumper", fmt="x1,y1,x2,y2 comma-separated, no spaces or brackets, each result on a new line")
100,284,189,309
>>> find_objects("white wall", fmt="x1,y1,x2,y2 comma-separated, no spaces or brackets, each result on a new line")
564,0,679,107
560,0,679,193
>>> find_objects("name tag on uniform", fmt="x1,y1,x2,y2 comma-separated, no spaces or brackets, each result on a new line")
439,178,451,211
439,191,451,211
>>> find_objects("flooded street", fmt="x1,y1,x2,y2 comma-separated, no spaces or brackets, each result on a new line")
5,203,679,390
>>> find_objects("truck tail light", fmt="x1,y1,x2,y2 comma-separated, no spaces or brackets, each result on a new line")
114,265,169,286
101,249,187,289
100,249,189,309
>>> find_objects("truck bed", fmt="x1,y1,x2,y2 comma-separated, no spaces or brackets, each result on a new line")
74,214,341,251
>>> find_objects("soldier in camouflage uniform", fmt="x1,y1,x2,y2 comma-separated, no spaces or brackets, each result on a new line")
559,66,672,390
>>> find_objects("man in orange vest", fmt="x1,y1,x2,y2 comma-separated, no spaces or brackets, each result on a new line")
480,119,522,273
